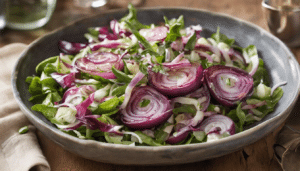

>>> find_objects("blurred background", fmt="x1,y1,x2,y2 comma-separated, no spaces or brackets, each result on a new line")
0,0,268,47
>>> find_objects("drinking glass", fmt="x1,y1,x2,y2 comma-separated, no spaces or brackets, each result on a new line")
5,0,57,30
262,0,300,47
0,0,6,30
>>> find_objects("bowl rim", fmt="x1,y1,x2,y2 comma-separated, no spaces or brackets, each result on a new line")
12,6,300,152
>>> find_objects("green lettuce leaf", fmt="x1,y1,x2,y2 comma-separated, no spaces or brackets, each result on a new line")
164,15,184,43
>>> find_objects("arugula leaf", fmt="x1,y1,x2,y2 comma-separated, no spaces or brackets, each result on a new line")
139,62,149,75
104,132,123,144
211,27,235,46
164,15,184,43
151,64,166,74
243,45,257,57
111,84,127,97
227,103,245,132
87,27,100,37
97,114,118,125
25,76,34,84
35,56,58,75
193,131,206,142
94,96,120,114
154,122,172,144
122,59,131,75
236,102,246,132
199,58,214,69
125,21,160,57
41,77,60,94
112,66,132,83
134,131,162,146
120,3,149,30
43,63,58,75
173,104,197,114
252,59,270,87
42,92,62,106
185,32,197,51
31,104,58,121
28,77,43,95
80,72,112,84
29,94,48,104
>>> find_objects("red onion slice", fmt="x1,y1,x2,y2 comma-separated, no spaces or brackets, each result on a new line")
170,40,184,51
204,65,253,106
196,114,235,136
110,20,132,38
58,40,87,55
187,84,211,111
50,72,77,89
166,126,190,144
149,63,204,97
271,81,287,96
121,86,173,129
196,51,213,63
60,85,96,104
120,71,145,109
246,54,259,76
139,26,168,42
166,111,204,144
75,52,124,79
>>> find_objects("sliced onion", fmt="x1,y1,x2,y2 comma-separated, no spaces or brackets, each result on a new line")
66,93,123,134
228,48,247,65
204,65,253,106
185,25,202,39
195,44,221,60
166,111,204,144
181,25,202,45
166,126,190,144
110,20,132,38
51,72,78,89
61,85,96,104
187,84,211,111
271,81,287,96
139,26,168,42
58,40,88,55
196,51,213,63
120,71,145,109
121,86,173,129
94,26,119,41
170,40,184,51
89,40,125,51
75,52,124,79
149,63,204,97
241,101,267,110
246,54,259,76
196,114,235,135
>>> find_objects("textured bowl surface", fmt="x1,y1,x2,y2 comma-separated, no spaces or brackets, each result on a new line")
12,7,300,165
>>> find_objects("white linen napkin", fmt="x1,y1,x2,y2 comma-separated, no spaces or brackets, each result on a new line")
0,43,50,171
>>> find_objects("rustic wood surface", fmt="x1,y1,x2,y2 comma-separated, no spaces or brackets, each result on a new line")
1,0,299,170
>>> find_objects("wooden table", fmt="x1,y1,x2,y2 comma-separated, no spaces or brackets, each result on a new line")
1,0,299,170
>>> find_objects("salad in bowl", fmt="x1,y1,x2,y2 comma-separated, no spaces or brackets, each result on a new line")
26,4,285,146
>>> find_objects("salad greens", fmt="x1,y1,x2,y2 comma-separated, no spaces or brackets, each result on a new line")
26,4,285,146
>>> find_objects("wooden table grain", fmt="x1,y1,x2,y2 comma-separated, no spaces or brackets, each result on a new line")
2,0,299,170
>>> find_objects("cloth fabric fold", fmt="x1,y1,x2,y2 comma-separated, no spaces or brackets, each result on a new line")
273,97,300,171
0,43,50,171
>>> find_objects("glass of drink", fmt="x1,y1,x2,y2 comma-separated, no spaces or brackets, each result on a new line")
5,0,57,30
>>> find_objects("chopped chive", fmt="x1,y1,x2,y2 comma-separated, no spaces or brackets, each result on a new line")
19,126,29,134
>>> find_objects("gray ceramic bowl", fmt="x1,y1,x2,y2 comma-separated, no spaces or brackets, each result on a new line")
12,7,300,165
